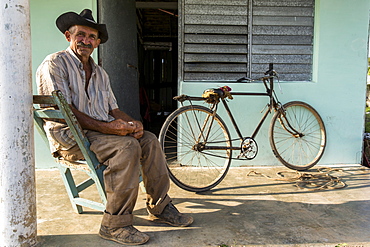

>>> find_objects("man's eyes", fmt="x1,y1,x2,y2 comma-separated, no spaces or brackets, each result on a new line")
76,32,97,40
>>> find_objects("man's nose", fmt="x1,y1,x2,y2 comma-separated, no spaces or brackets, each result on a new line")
79,35,91,44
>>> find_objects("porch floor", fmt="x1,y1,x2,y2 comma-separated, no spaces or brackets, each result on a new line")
36,165,370,246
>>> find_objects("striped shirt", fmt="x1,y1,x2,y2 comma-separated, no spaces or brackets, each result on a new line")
36,47,119,153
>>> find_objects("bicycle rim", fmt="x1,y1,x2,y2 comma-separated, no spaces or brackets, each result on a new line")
159,105,232,192
269,101,326,171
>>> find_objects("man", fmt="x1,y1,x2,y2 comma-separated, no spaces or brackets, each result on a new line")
36,9,193,245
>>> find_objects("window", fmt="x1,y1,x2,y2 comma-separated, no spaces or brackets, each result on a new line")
180,0,314,81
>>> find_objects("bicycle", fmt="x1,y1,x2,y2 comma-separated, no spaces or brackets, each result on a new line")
159,64,326,192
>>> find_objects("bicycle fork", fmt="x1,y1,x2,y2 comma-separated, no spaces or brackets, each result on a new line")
276,106,304,138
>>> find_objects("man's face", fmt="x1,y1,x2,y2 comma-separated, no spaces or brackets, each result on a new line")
65,25,101,61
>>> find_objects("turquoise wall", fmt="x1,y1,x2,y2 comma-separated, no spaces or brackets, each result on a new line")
31,0,370,168
31,0,96,168
181,0,370,166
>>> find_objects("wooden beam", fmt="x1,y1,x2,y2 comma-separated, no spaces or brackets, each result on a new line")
136,2,178,9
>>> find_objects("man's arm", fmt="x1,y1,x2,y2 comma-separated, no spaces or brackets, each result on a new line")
71,106,136,136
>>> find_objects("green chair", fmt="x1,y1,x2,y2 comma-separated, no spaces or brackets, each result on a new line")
33,90,106,213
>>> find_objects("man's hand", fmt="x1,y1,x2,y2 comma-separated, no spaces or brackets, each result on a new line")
72,107,144,138
107,119,136,136
128,120,144,139
106,119,143,139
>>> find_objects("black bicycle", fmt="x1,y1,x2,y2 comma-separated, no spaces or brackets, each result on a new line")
159,64,326,192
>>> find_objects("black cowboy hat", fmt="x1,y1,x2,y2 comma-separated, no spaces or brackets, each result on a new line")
56,9,108,43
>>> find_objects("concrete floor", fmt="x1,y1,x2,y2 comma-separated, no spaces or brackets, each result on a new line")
36,165,370,247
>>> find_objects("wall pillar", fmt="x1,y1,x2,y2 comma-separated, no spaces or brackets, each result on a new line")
98,0,140,120
0,0,36,246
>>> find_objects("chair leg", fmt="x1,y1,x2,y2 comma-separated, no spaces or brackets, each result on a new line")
58,166,83,214
87,167,107,206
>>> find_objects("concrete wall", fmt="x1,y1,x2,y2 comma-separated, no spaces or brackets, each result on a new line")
180,0,370,166
31,0,96,168
98,0,140,120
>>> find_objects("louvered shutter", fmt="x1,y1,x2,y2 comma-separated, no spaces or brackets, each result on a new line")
180,0,314,81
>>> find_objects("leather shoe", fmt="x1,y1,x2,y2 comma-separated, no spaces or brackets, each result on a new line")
99,225,149,245
148,203,193,227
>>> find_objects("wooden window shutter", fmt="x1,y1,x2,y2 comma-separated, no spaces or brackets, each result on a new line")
251,0,315,81
180,0,314,82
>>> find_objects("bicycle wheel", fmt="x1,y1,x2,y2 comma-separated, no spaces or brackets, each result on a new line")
269,101,326,171
159,105,232,192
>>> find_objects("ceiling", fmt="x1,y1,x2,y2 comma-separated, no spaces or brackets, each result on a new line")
136,0,178,44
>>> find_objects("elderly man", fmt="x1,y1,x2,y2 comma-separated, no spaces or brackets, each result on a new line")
36,9,193,245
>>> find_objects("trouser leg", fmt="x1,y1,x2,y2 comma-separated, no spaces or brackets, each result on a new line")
86,130,171,227
87,131,141,228
137,131,171,215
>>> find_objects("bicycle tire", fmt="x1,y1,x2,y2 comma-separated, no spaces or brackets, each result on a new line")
159,105,232,192
269,101,326,171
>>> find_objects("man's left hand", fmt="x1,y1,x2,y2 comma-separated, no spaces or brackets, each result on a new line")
128,121,144,139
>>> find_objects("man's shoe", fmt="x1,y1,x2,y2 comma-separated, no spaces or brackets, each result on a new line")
148,203,193,227
99,225,149,245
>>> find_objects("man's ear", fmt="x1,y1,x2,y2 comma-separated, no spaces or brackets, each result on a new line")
94,38,101,48
64,31,71,42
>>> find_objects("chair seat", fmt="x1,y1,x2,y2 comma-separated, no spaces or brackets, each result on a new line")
58,159,91,171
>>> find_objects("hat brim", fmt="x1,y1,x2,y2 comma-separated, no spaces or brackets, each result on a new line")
56,12,108,43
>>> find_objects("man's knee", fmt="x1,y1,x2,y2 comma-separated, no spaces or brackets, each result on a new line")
140,131,159,147
108,137,142,160
143,131,157,140
89,134,142,163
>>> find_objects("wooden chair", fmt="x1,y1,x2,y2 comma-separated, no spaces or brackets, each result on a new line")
33,90,106,213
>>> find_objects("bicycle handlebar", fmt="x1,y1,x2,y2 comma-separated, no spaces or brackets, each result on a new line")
174,64,280,103
237,63,277,83
236,74,277,83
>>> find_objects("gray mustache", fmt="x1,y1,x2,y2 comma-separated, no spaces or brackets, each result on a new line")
77,42,92,48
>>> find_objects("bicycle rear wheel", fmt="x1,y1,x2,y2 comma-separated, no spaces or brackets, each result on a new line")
269,101,326,171
159,105,232,192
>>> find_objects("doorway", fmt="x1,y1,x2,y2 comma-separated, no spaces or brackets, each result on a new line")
136,1,178,136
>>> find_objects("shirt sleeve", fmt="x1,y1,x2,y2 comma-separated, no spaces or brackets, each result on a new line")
36,54,73,104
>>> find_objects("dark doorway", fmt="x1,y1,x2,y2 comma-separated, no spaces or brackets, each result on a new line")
136,1,178,136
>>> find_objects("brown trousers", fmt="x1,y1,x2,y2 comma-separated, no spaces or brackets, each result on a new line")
61,130,171,228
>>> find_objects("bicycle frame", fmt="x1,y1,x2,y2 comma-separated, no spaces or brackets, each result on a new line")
181,75,279,154
225,77,276,142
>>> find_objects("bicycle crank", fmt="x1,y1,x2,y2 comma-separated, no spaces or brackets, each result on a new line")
237,137,258,160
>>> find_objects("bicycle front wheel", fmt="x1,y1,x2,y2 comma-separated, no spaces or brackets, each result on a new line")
269,101,326,171
159,105,232,192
